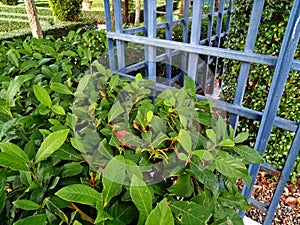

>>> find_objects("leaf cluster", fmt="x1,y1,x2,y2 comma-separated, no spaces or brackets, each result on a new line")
0,28,263,224
0,28,107,224
68,65,263,224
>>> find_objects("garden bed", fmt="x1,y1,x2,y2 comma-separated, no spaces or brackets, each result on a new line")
246,173,300,225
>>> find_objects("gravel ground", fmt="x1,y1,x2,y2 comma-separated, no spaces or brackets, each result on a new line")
245,172,300,225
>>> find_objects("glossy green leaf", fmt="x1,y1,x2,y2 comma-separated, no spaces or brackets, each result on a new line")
45,197,69,223
50,82,73,95
178,152,189,161
109,74,120,90
95,202,114,223
0,169,7,215
218,192,250,210
220,139,235,148
108,101,125,123
120,133,144,148
41,45,57,57
56,184,101,206
215,151,249,181
189,162,219,196
232,145,264,164
102,177,123,208
168,174,193,198
102,156,126,207
35,129,69,163
7,51,19,67
0,142,29,171
146,110,153,122
233,132,249,143
7,74,34,107
61,162,83,177
193,150,214,161
108,200,139,224
0,118,16,140
183,76,196,98
13,199,40,210
22,42,32,54
145,198,174,225
13,214,47,225
206,129,217,144
52,144,83,161
33,85,52,107
178,129,192,153
51,105,66,115
20,60,38,73
170,201,212,225
212,207,244,225
130,174,152,220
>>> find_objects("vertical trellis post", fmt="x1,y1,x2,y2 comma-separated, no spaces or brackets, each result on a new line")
180,0,190,77
187,0,204,83
104,0,115,70
144,0,157,81
165,0,174,80
114,0,126,71
229,0,265,133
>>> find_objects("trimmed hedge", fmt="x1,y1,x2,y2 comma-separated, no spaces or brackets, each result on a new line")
49,0,82,21
0,4,105,38
1,0,18,5
223,0,299,180
0,22,98,41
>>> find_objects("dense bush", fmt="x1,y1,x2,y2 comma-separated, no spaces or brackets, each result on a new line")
0,29,107,223
49,0,82,21
0,5,51,15
0,22,98,41
223,0,299,179
0,29,263,224
1,0,18,5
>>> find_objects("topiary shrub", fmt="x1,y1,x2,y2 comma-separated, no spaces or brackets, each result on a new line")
223,0,299,180
1,0,18,5
48,0,82,22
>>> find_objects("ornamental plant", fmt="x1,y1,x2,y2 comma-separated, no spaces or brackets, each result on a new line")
0,29,263,224
49,0,82,21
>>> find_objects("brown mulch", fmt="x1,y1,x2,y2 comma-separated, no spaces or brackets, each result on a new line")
244,172,300,225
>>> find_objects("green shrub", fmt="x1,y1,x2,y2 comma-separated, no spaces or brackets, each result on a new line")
223,0,299,180
0,29,107,223
1,0,18,5
0,29,263,224
48,0,82,21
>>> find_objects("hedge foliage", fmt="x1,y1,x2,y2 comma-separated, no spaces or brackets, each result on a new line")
1,0,18,5
0,4,105,38
49,0,82,21
223,0,299,179
0,26,264,224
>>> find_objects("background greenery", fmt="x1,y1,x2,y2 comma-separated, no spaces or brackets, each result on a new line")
223,0,300,180
0,0,105,39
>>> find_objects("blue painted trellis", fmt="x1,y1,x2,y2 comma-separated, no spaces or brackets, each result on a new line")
103,0,300,224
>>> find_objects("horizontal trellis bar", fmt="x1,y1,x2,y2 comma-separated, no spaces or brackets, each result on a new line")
107,32,300,71
109,69,299,133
